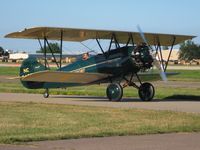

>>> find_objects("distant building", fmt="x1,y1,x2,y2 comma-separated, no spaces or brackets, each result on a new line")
158,49,179,61
9,52,29,60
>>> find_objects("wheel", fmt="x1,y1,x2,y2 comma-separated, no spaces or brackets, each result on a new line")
106,83,123,101
138,82,155,101
43,89,49,98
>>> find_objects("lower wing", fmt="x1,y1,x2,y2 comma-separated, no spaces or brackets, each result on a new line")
21,71,110,84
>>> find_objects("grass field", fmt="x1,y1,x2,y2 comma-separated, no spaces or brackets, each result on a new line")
0,102,200,144
168,70,200,81
0,66,19,76
0,66,199,144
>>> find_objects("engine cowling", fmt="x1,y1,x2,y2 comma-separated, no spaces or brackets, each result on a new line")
132,44,153,71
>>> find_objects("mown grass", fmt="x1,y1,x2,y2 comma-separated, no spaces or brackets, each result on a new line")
168,70,200,81
0,66,199,144
0,66,19,76
0,102,200,144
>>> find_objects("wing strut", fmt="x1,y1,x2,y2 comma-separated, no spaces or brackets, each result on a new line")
37,30,64,70
96,32,135,59
155,36,177,72
44,37,60,68
96,33,122,59
126,33,135,46
156,40,165,71
60,30,63,70
96,38,105,56
164,36,176,71
38,38,48,69
44,37,48,69
38,30,63,70
108,33,120,52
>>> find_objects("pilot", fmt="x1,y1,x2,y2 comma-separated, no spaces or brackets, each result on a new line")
82,52,89,60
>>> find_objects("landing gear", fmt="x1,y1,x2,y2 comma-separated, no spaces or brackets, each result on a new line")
106,83,123,101
138,83,155,101
123,73,155,101
43,88,49,98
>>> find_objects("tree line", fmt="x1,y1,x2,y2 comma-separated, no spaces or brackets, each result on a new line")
36,42,61,53
179,40,200,61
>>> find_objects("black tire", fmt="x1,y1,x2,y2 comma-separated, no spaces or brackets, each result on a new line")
43,89,49,98
106,83,123,102
138,82,155,101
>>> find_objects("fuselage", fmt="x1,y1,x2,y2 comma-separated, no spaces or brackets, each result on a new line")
43,46,138,89
21,46,153,89
61,46,138,75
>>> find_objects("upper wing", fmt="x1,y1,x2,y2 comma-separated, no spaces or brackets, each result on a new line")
21,71,109,84
5,27,195,46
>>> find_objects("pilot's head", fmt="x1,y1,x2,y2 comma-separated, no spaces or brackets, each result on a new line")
82,52,89,60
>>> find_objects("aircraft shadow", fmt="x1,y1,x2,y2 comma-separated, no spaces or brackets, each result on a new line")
51,95,200,102
51,95,109,102
161,95,200,102
51,95,142,102
124,95,200,102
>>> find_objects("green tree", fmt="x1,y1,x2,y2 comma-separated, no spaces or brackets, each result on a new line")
179,40,200,61
37,42,60,53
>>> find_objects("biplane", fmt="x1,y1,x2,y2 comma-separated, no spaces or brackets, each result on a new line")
5,27,195,101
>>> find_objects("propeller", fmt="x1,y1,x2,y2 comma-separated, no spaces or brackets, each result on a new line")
136,25,167,82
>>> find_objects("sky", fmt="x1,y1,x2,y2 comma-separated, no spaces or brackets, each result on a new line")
0,0,200,53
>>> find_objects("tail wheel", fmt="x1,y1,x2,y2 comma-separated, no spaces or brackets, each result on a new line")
138,82,155,101
106,83,123,102
43,89,49,98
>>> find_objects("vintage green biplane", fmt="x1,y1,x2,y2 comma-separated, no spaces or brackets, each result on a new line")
5,27,195,101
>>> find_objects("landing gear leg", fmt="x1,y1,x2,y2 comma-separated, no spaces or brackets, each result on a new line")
124,73,155,101
43,88,49,98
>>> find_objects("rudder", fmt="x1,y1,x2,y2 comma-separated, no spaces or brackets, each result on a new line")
20,57,46,89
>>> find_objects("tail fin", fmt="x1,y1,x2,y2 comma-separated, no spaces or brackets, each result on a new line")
20,57,46,89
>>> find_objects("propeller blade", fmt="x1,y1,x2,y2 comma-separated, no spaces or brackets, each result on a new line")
137,25,149,46
137,25,167,82
153,58,168,82
160,71,168,82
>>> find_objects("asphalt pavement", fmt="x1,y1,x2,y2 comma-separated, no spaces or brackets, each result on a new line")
0,133,200,150
0,93,200,113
